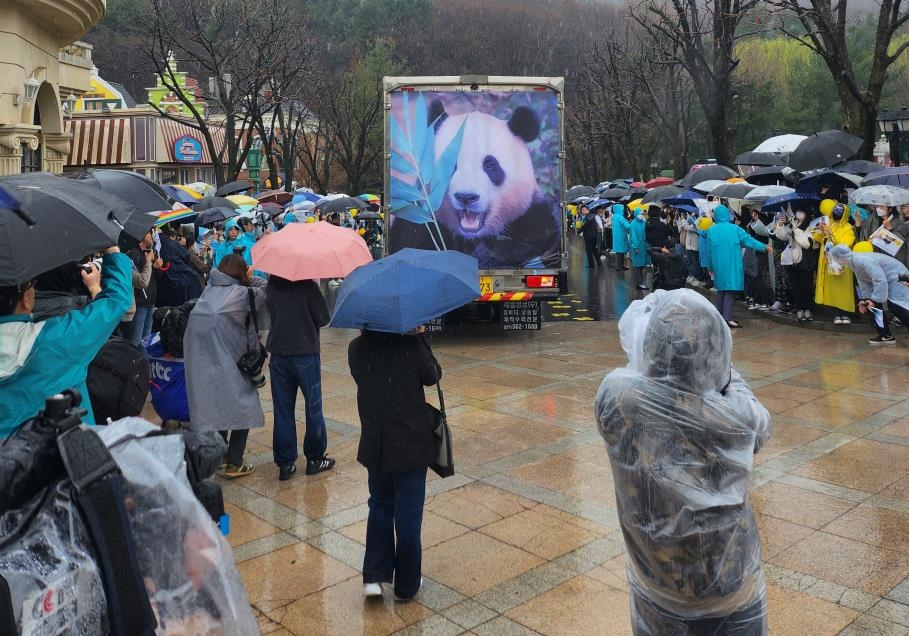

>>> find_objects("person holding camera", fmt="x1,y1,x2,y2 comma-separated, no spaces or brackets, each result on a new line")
0,246,131,438
184,254,267,478
265,275,334,481
126,231,163,346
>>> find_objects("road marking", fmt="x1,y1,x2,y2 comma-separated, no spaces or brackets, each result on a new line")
572,317,594,321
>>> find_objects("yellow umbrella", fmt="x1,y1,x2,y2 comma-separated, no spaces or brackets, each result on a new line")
173,184,202,200
226,194,260,206
725,177,746,183
627,198,645,211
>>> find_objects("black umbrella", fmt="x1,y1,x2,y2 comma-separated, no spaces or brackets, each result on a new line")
196,206,239,227
354,210,382,220
259,202,284,217
831,159,883,176
215,180,252,197
734,151,786,167
861,166,909,187
795,170,861,199
194,196,239,211
566,185,597,199
0,176,133,285
708,182,755,199
599,188,629,199
788,130,863,172
641,185,683,204
66,168,176,213
745,166,793,186
314,196,368,214
678,164,737,186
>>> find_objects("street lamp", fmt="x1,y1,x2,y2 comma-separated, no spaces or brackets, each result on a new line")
65,93,77,115
877,107,909,166
650,159,658,180
24,73,40,104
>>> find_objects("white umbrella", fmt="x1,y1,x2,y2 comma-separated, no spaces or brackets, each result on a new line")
753,134,807,154
691,179,729,194
848,185,909,207
742,185,795,203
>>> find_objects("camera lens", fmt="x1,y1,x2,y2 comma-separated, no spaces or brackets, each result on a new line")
250,371,266,388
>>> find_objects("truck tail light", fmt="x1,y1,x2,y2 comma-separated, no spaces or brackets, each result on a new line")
525,275,556,288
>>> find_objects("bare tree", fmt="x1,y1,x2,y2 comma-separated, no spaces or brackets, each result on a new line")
632,0,762,165
143,0,309,186
767,1,909,158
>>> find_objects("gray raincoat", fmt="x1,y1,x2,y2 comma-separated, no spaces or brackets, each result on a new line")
595,289,770,632
185,269,268,432
829,244,909,311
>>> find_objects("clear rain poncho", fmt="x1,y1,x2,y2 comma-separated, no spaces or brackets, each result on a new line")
595,289,770,634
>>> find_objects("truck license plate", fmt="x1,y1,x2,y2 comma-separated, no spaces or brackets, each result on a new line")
479,276,493,294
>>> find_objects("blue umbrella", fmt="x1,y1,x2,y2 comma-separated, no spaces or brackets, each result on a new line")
861,166,909,187
662,190,705,207
330,248,480,333
795,170,861,197
761,192,820,213
292,190,322,204
162,184,201,206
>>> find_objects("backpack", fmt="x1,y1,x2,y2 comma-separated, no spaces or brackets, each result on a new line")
87,336,150,423
153,302,195,358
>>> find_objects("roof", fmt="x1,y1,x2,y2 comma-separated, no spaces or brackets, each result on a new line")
107,81,137,108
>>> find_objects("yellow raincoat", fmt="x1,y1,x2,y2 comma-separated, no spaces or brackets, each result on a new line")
812,215,856,313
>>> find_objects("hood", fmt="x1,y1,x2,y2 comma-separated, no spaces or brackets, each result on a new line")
713,205,732,223
224,218,240,235
0,319,45,381
639,290,732,394
828,243,853,268
634,208,646,221
208,268,242,286
613,204,625,216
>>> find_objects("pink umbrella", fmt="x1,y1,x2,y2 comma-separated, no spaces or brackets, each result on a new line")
251,221,372,280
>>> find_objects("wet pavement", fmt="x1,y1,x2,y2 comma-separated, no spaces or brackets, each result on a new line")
170,246,909,635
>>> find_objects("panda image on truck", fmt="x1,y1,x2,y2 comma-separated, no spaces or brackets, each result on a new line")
389,98,562,270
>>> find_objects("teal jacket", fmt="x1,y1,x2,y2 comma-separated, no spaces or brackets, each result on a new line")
213,218,254,267
629,209,650,267
0,252,132,437
707,205,767,291
612,206,630,254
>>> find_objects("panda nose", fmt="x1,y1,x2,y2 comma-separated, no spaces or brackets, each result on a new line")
454,192,479,206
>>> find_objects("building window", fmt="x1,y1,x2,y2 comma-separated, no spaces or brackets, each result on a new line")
21,145,41,172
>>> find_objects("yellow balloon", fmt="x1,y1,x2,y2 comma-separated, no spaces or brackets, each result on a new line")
853,241,873,253
357,227,366,235
305,216,316,223
350,209,357,216
819,199,837,216
379,212,384,219
698,217,714,231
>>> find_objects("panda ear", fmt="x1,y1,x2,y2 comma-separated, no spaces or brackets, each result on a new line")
428,99,447,132
508,107,540,143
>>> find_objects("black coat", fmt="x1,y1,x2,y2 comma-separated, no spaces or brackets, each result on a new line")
645,217,672,249
156,237,203,307
348,331,441,473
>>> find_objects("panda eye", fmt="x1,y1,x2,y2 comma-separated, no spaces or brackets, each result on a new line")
482,155,505,186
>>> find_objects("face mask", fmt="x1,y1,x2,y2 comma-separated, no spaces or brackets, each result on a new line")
832,208,844,220
876,207,887,217
795,212,806,222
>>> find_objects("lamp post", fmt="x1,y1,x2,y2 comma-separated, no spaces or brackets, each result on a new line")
877,107,909,166
247,137,263,192
650,159,658,180
24,73,40,104
65,93,77,116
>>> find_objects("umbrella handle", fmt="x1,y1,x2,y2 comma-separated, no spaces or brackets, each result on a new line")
11,207,37,226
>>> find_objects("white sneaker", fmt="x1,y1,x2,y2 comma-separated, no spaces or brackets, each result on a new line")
841,316,851,325
796,310,805,321
770,301,782,311
833,316,843,324
328,279,341,287
804,311,813,321
363,583,383,597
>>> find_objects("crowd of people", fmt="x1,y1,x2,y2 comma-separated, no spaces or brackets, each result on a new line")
572,194,909,339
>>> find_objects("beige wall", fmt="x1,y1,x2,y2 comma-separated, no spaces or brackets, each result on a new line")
0,0,105,175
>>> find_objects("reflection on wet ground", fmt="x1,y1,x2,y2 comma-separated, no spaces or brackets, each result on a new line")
170,243,909,635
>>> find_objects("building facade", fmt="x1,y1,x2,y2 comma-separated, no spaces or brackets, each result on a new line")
0,0,105,176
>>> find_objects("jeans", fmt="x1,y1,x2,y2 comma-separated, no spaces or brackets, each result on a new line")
715,290,737,322
129,305,155,346
363,467,427,599
686,249,702,281
269,353,328,466
877,301,909,337
219,429,249,466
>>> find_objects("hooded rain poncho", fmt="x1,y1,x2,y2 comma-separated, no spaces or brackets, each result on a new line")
707,205,767,291
629,209,650,267
612,205,630,254
829,245,909,310
811,213,855,313
595,290,770,631
213,218,255,267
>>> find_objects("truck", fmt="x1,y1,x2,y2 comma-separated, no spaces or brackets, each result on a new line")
383,75,568,332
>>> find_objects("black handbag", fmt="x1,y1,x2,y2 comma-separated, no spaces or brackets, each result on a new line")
236,288,267,387
427,374,454,478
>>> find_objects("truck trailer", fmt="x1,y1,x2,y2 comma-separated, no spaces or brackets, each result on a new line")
384,75,567,331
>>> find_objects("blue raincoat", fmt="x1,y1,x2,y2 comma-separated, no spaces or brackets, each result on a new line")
612,205,630,254
830,246,909,310
707,205,768,292
213,218,254,267
0,253,132,437
697,219,711,269
629,209,650,267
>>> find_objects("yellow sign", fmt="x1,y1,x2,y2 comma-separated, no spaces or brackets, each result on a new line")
479,276,493,295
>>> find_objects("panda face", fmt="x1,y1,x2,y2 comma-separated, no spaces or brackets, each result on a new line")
434,107,540,238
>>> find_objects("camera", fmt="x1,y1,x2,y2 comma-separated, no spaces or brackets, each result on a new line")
899,273,909,283
233,245,246,255
236,350,266,388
